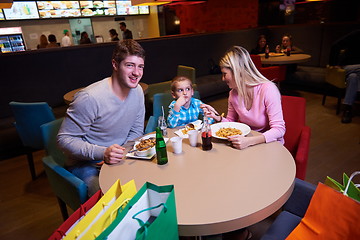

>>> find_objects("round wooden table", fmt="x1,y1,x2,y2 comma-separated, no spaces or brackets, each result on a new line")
63,82,149,104
260,53,311,65
99,129,296,237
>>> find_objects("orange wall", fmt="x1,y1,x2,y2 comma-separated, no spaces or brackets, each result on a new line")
173,0,258,34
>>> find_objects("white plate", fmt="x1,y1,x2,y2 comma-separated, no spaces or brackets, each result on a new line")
125,134,169,160
174,120,202,138
211,122,251,140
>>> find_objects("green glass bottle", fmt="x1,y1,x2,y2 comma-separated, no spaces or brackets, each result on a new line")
156,127,168,165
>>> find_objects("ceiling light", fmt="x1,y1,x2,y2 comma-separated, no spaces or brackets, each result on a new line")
168,1,206,5
131,0,171,6
0,0,13,8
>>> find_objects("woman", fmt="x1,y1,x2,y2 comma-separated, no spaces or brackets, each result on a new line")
275,34,303,54
79,31,92,44
37,34,48,49
202,46,285,150
109,29,119,41
250,35,267,55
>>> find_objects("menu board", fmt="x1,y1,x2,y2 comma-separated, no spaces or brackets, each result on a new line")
139,6,149,14
1,1,149,20
0,9,4,20
79,1,117,16
37,1,81,18
116,0,139,15
3,1,39,20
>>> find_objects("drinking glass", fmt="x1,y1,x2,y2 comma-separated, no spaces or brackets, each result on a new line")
188,130,198,147
170,136,183,154
158,116,167,136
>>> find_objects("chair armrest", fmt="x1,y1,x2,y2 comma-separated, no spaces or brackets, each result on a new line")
283,178,316,218
42,156,88,210
145,116,157,134
294,126,311,180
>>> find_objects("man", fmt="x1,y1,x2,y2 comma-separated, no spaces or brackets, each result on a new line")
61,29,72,47
329,30,360,123
119,22,133,40
57,40,145,196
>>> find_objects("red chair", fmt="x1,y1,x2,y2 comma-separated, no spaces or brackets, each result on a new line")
250,54,286,86
281,95,311,180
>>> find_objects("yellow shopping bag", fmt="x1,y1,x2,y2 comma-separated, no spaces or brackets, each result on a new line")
63,179,137,240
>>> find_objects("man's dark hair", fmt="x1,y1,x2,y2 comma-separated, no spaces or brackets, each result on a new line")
112,39,145,64
120,22,126,28
48,34,57,43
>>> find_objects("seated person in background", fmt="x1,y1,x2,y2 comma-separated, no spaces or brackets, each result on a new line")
341,64,360,123
37,34,48,49
250,35,267,55
329,30,360,123
79,31,92,44
276,34,303,54
167,76,213,128
46,34,59,48
109,29,119,41
202,46,285,150
57,40,146,196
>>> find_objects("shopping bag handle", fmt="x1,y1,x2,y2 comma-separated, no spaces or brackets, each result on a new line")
109,198,132,222
132,203,167,239
343,171,360,196
90,198,132,239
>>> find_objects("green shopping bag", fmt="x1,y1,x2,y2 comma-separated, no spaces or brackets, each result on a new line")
324,171,360,201
96,182,179,240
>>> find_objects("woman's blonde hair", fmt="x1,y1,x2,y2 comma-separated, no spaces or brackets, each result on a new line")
219,46,269,104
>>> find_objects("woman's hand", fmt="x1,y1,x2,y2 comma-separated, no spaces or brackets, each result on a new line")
228,134,266,150
200,104,222,121
227,135,251,149
104,144,125,164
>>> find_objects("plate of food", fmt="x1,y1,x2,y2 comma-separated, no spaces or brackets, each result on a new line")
269,52,285,57
211,122,251,140
126,134,168,160
174,120,202,138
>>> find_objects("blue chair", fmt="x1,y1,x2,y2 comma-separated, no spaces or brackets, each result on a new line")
260,178,316,240
41,118,88,221
9,101,56,180
145,91,201,134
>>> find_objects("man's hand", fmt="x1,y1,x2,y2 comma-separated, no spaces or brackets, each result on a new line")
104,144,125,164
